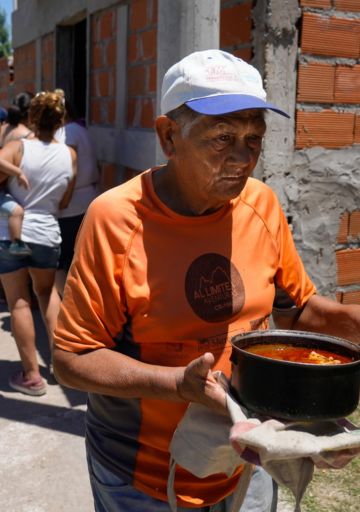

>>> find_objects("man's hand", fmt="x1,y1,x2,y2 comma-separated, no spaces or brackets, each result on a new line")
314,446,360,469
17,171,30,189
175,352,227,411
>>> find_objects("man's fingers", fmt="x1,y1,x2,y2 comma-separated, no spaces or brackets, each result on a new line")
188,352,215,377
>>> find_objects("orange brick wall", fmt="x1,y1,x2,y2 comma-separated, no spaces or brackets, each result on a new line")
336,210,360,305
220,0,253,62
13,41,36,95
296,4,360,149
0,56,12,105
127,0,157,130
90,6,117,126
41,33,54,92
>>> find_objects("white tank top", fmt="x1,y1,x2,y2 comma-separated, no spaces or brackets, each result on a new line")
7,138,73,246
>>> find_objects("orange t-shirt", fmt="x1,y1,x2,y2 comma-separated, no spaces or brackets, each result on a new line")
54,169,316,507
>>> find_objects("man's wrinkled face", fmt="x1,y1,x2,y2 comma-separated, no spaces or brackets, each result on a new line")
170,109,266,212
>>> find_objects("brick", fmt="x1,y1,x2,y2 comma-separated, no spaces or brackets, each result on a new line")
98,70,110,96
140,98,155,128
100,9,115,40
90,98,102,124
92,15,99,43
300,0,331,7
354,115,360,144
107,98,116,125
140,28,157,60
232,48,252,62
297,62,335,103
106,39,116,67
296,111,355,148
337,211,350,243
127,34,138,63
336,249,360,285
335,0,360,12
92,44,103,70
100,162,118,189
150,0,158,25
220,2,252,48
148,63,157,92
349,211,360,237
126,97,138,127
334,65,360,104
128,65,146,96
130,0,148,32
301,13,360,59
341,291,360,304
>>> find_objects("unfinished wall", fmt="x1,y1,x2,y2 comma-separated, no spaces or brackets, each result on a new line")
220,0,253,61
262,0,360,297
0,57,13,105
41,33,54,91
13,41,36,94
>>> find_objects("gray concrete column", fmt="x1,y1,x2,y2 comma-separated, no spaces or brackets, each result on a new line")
259,0,301,210
156,0,220,163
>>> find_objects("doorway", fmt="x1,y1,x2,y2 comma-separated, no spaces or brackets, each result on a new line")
56,18,87,121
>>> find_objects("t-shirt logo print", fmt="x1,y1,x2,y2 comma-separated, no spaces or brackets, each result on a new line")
185,253,245,322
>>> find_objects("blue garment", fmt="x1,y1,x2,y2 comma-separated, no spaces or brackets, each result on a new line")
87,450,276,512
0,240,60,273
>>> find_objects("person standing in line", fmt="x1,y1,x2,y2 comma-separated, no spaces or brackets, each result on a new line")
0,91,77,396
0,91,34,148
0,92,36,256
53,50,360,511
54,96,100,296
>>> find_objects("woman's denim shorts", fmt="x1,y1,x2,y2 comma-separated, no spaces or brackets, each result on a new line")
0,241,60,274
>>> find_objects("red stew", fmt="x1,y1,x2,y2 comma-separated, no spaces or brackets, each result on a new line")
244,343,353,364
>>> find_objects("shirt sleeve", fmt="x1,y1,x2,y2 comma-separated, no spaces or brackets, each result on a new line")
273,204,316,310
63,123,79,148
54,194,128,352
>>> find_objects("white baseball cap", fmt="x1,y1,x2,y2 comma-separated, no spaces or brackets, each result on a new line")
161,49,289,118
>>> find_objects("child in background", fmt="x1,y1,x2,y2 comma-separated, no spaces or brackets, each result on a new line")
0,155,31,256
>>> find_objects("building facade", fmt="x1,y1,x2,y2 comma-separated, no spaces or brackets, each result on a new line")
0,0,359,300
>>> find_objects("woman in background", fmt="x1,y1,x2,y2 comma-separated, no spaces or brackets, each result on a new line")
0,91,77,396
54,96,100,295
0,91,34,148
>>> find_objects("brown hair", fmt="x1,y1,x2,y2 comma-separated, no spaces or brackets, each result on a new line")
29,91,65,132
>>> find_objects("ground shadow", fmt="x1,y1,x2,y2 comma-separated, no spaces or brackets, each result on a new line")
0,302,86,408
0,393,86,437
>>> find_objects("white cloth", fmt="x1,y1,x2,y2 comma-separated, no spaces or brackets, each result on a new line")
55,122,99,217
167,379,360,512
230,416,360,512
5,138,73,246
167,375,260,512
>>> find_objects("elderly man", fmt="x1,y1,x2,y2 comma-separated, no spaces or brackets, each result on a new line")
53,50,360,512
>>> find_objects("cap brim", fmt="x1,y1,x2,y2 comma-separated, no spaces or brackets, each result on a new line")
185,94,290,118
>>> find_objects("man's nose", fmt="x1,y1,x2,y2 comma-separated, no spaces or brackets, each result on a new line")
229,139,252,166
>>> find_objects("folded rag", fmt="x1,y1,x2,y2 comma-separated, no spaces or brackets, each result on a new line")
227,395,360,512
167,384,360,512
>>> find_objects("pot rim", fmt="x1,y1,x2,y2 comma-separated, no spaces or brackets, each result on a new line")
230,329,360,367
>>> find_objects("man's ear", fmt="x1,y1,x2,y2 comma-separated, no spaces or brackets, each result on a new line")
155,115,177,158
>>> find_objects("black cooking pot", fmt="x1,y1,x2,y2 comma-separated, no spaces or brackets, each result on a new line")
230,330,360,421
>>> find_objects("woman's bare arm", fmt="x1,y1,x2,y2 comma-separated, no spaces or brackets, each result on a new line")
0,140,28,186
59,146,77,209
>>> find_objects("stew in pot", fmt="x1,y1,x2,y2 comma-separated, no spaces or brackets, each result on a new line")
244,343,353,364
